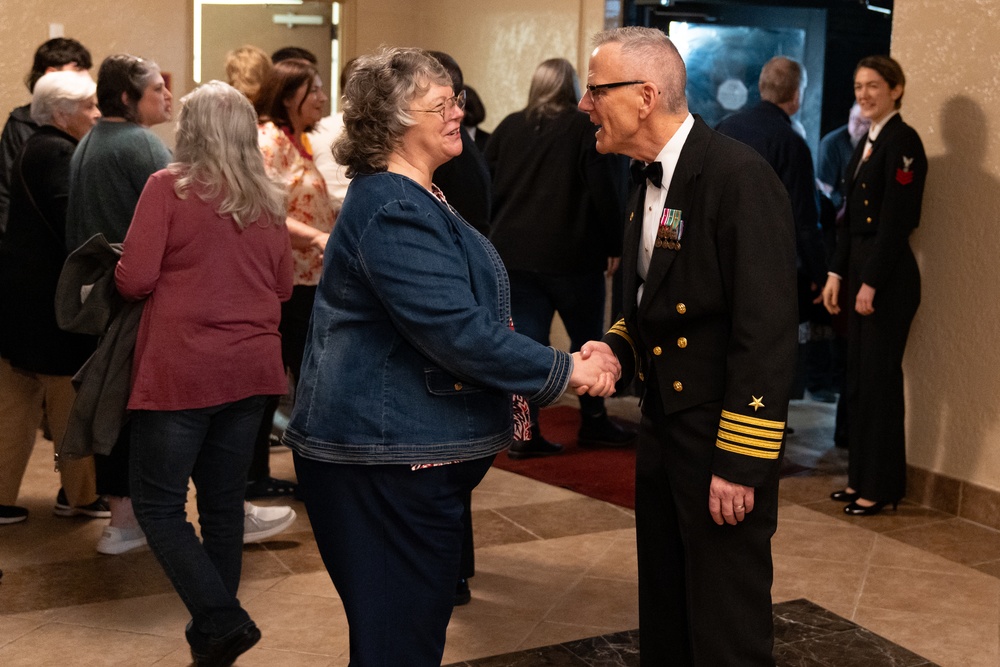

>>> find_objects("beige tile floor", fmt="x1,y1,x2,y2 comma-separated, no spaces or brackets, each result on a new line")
1,397,998,666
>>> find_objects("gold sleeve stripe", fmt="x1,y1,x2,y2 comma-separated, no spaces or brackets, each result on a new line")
608,320,634,348
716,440,781,460
717,431,782,450
720,409,785,430
719,419,783,440
607,319,639,373
719,419,784,441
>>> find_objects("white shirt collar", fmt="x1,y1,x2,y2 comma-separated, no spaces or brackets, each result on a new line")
867,109,899,143
649,113,695,190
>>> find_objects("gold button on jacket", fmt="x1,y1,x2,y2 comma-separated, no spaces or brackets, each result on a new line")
454,383,463,391
677,337,688,348
652,346,662,356
672,380,683,392
676,303,687,314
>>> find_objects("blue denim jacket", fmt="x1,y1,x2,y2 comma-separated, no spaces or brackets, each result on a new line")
284,172,572,464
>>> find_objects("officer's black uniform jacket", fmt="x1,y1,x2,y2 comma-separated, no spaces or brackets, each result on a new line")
603,116,798,487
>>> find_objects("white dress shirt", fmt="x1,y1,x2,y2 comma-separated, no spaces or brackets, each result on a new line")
638,113,695,305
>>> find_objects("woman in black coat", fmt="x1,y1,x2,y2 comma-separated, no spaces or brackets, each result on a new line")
485,58,630,457
821,55,927,516
0,70,102,524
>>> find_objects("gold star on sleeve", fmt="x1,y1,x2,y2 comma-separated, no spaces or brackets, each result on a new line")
749,396,765,412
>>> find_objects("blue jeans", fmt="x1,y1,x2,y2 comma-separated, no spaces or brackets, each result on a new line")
508,269,607,423
129,395,267,641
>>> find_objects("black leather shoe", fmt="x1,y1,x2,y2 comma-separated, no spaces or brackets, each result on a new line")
189,621,261,667
454,578,471,606
844,499,898,516
507,435,563,460
577,414,636,448
830,489,860,503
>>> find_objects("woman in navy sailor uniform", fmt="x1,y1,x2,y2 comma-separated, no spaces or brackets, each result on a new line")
822,55,927,516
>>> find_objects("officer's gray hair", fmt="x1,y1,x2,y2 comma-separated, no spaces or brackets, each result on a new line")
592,27,687,114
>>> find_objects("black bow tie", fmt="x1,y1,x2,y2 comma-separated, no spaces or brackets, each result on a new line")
631,160,663,189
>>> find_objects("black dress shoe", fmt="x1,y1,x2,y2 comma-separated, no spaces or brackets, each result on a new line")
830,489,860,503
189,621,261,667
576,412,635,447
507,435,563,460
454,578,471,606
577,413,636,448
844,499,898,516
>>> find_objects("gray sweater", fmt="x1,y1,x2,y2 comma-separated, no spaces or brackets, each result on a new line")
66,120,171,251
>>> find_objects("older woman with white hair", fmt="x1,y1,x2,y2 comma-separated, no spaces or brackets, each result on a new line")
113,80,292,666
0,70,104,526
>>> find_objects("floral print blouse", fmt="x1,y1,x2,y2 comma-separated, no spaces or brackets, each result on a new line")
258,121,335,286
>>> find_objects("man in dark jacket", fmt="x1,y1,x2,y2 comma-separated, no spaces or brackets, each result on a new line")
716,56,827,313
0,38,92,238
580,28,797,665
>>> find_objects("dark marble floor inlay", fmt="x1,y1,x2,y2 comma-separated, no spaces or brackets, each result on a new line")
445,600,937,667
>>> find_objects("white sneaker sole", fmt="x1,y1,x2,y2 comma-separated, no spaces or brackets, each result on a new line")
243,509,297,544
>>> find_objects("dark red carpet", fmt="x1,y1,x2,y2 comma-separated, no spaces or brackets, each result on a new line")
493,405,812,510
493,406,638,509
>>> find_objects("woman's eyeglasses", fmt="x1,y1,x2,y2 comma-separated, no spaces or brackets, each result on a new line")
407,89,467,121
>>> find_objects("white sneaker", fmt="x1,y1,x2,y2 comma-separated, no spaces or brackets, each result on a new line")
96,525,148,555
243,503,296,544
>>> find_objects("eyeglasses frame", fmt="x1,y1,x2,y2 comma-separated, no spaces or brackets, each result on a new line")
407,89,467,121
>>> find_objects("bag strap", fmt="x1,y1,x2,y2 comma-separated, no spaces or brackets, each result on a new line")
16,151,66,249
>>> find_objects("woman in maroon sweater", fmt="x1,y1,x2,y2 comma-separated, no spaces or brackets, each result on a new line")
115,81,292,666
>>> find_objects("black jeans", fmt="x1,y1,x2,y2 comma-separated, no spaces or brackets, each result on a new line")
130,396,267,642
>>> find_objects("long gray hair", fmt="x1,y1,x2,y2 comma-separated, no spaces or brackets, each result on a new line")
170,81,286,229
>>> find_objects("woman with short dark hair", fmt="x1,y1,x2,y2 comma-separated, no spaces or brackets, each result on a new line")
65,53,173,554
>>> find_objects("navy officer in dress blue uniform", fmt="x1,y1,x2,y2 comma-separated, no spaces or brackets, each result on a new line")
579,27,798,665
822,55,926,516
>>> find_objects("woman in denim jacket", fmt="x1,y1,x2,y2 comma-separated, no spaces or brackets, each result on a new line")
283,47,620,666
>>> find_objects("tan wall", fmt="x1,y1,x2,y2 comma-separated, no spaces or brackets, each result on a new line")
892,1,1000,491
0,1,191,147
1,1,602,142
341,0,605,131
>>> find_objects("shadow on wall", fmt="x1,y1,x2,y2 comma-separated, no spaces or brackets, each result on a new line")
908,95,1000,481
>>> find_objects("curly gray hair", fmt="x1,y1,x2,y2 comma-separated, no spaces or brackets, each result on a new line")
333,47,451,177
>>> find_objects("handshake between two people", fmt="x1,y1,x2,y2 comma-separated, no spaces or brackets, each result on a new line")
569,341,620,398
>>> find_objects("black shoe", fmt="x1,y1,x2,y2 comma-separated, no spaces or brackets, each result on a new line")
830,489,860,503
577,413,636,448
844,499,898,516
0,505,28,525
454,578,471,606
54,488,111,518
507,435,563,460
189,621,261,667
